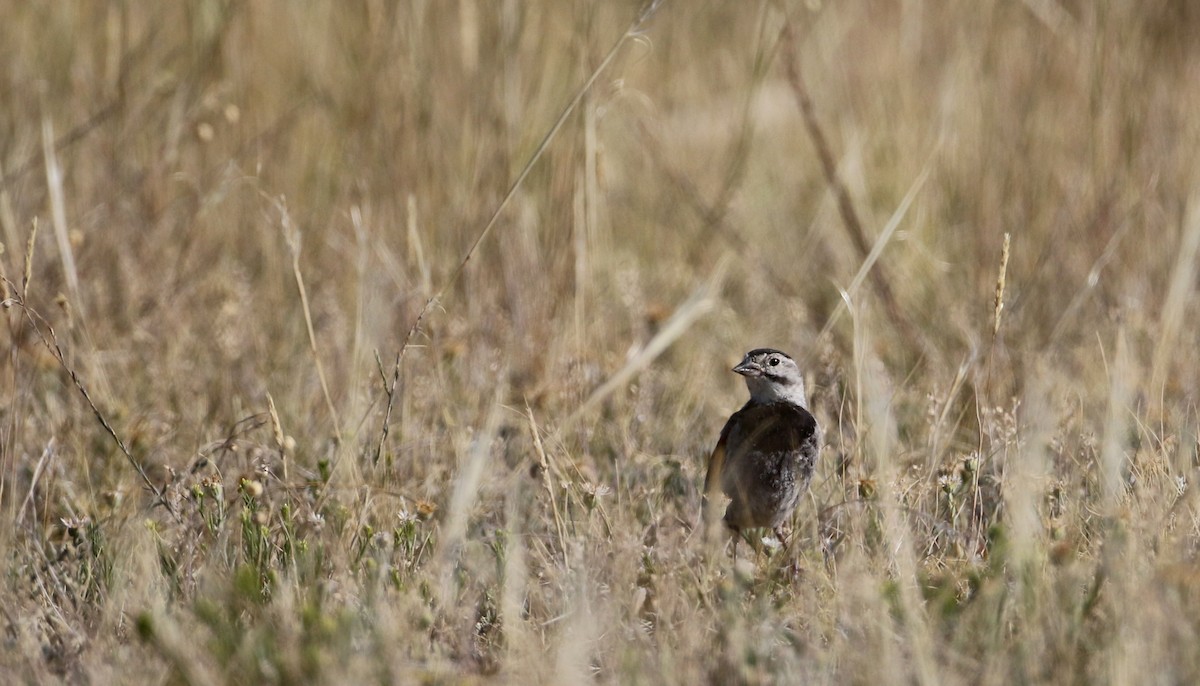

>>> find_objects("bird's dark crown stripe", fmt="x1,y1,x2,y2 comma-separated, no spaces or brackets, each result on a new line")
745,347,792,359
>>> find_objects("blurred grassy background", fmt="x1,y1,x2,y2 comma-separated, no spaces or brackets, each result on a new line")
2,0,1200,683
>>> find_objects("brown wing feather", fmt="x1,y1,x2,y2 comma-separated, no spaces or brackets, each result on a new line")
701,419,734,527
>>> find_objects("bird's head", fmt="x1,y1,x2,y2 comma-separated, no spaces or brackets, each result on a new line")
733,348,808,407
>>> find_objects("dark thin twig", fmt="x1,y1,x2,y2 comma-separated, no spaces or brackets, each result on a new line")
5,289,181,522
778,20,921,355
1,100,125,189
374,351,401,466
0,2,165,189
634,5,801,297
638,121,801,299
682,1,781,266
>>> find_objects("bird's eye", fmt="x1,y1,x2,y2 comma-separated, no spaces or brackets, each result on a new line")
769,357,780,366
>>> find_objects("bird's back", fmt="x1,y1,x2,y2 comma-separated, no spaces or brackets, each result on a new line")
719,401,820,530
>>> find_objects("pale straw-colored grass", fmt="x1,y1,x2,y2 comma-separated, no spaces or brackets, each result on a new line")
2,2,1200,684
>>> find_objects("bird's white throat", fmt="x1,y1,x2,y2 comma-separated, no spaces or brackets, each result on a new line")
745,377,808,407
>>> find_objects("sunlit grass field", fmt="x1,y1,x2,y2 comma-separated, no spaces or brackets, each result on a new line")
2,1,1200,683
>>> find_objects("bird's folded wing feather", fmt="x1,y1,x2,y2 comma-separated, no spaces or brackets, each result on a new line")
701,420,733,524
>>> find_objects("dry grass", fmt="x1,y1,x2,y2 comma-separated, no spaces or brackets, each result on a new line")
2,1,1200,683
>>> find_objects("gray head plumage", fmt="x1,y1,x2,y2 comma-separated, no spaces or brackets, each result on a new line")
732,348,808,407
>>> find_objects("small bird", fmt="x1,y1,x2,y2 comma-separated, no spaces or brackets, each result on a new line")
703,348,821,549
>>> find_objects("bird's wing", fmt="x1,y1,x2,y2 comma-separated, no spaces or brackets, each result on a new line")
701,418,735,525
703,433,727,501
739,402,819,453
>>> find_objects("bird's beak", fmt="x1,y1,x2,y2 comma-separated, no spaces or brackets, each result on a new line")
732,360,763,377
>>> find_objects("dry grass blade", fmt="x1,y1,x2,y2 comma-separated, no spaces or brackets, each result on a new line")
927,351,976,466
392,0,666,358
276,198,344,444
1101,328,1135,511
266,392,288,481
993,232,1011,339
406,193,431,297
1020,0,1080,40
1008,365,1053,569
527,403,569,568
2,98,125,190
41,116,82,312
436,383,507,605
1049,216,1132,343
441,389,505,552
780,19,921,355
17,440,55,525
639,118,800,298
0,159,19,255
7,2,1200,682
1149,197,1200,401
371,0,668,478
499,493,531,668
813,160,932,354
23,217,37,302
852,306,939,684
557,257,728,435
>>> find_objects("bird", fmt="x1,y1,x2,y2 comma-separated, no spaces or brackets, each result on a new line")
703,348,821,552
